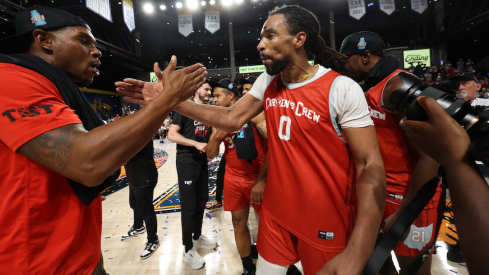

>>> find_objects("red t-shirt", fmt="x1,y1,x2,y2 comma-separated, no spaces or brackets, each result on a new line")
222,124,267,180
262,71,357,252
0,63,102,274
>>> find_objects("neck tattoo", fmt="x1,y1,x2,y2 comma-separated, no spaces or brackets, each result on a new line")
301,70,311,81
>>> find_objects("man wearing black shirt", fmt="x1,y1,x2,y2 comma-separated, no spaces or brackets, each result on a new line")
121,140,159,260
168,82,217,269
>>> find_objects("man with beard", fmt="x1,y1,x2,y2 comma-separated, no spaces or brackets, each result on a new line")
117,5,385,275
168,81,217,269
340,31,441,275
0,6,206,274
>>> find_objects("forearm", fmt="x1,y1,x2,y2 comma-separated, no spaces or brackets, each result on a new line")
174,98,262,132
174,101,242,131
57,94,174,186
395,156,439,214
253,152,268,186
347,164,386,260
444,158,489,274
167,130,198,147
206,134,222,159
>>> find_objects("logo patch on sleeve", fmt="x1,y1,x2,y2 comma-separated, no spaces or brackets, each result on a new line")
318,231,334,241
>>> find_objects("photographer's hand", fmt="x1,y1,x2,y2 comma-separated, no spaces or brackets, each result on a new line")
399,96,471,166
400,96,489,275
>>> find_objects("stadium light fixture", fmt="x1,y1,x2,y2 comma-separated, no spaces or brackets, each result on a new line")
186,0,199,10
222,0,233,6
176,2,183,9
160,4,167,10
201,1,206,6
143,3,155,14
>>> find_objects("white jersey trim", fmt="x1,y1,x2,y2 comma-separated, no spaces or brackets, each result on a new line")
330,76,347,143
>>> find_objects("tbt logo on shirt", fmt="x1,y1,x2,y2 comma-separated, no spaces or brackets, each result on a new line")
2,105,54,123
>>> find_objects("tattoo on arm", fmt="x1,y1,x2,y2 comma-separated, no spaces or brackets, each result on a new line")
18,124,83,173
256,121,267,139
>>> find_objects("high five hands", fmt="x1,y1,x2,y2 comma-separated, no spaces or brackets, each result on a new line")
115,55,207,106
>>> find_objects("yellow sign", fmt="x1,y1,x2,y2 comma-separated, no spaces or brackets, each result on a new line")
403,48,430,68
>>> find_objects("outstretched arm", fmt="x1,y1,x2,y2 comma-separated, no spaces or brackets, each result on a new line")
400,96,489,274
18,57,206,187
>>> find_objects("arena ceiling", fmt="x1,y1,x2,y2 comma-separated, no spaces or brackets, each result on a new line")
1,0,488,88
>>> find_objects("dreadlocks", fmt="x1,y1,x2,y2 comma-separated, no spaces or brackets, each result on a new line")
269,5,349,76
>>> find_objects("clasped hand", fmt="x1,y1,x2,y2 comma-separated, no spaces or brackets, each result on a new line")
115,55,207,105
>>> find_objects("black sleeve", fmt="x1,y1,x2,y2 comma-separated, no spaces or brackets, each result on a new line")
171,112,185,127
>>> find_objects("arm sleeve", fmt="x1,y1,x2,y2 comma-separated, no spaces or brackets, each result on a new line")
0,64,82,151
333,77,374,129
247,72,274,101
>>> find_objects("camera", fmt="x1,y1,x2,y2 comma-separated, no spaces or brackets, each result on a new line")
386,72,489,167
430,79,459,93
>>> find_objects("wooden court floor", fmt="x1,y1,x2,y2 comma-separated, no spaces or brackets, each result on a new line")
101,140,469,275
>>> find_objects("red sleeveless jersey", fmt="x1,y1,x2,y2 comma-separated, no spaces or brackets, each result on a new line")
364,69,413,200
262,70,357,252
365,69,441,207
222,124,267,179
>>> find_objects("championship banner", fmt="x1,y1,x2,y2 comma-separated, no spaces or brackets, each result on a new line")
403,48,431,68
178,9,193,37
86,0,112,22
411,0,428,14
379,0,395,15
122,0,135,32
348,0,366,20
205,5,220,34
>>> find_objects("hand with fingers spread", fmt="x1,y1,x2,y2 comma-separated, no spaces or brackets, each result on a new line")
399,96,471,166
115,55,207,106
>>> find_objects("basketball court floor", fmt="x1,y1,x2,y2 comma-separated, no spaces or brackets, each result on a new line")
100,140,470,275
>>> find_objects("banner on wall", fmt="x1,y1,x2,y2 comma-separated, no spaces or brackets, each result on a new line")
379,0,395,15
86,0,112,22
178,9,193,37
348,0,366,20
122,0,135,32
205,5,220,34
411,0,428,14
403,48,431,68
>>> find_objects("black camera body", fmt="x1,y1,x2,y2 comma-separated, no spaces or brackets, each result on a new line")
388,72,489,167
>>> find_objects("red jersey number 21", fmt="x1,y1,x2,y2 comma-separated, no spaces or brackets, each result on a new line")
278,115,291,141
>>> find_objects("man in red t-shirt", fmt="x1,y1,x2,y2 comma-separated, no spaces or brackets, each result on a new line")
119,5,386,275
206,79,268,275
0,6,206,275
340,31,441,274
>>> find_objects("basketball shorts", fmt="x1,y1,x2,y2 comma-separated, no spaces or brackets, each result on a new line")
223,173,261,216
256,212,339,275
383,198,440,257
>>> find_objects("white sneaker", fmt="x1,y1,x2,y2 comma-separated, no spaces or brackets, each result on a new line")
193,235,217,249
183,247,205,269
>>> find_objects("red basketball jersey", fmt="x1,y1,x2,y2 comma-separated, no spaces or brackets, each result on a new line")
262,70,357,252
222,124,267,179
366,69,440,208
364,69,413,200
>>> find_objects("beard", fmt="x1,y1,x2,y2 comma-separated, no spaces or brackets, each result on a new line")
197,92,209,103
264,55,289,75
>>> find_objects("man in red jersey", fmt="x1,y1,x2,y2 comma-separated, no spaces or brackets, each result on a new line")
0,6,206,275
340,31,442,275
117,5,386,275
206,78,268,275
